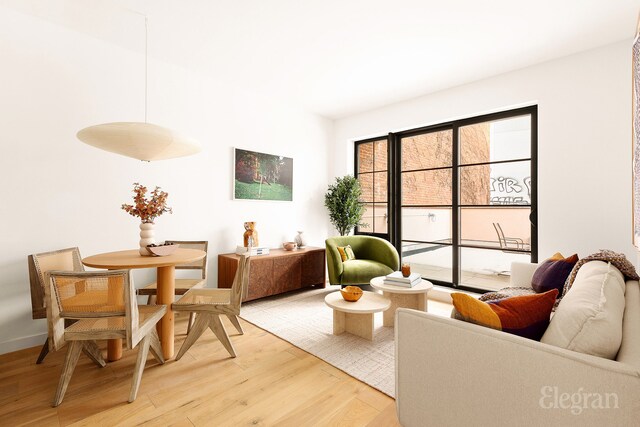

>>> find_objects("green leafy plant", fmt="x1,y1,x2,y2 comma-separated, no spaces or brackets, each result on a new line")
324,175,366,236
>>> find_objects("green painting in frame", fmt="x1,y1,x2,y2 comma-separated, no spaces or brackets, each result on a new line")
233,148,293,201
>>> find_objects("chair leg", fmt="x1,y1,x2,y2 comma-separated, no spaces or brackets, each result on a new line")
82,341,106,367
147,295,156,305
148,328,164,365
226,314,244,335
53,341,83,407
36,339,49,364
175,313,209,361
129,335,151,403
187,312,196,334
209,315,236,358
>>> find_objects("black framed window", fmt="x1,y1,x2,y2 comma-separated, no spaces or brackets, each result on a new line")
354,137,389,239
355,106,537,292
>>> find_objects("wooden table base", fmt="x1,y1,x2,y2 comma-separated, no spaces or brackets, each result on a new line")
107,339,122,362
156,265,175,359
333,311,375,341
382,292,428,327
84,248,206,362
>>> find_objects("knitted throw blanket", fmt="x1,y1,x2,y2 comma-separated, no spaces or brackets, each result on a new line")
561,249,640,298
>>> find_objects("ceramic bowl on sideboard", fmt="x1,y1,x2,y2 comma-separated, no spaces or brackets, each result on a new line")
282,242,298,251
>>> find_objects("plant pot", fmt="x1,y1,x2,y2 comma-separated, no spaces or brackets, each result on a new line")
139,222,155,256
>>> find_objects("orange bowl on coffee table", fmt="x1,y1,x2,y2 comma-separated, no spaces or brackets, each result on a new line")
340,285,363,302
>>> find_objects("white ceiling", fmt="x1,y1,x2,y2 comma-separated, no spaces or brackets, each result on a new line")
3,0,640,118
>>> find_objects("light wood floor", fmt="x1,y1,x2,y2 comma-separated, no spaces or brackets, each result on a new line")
0,312,402,426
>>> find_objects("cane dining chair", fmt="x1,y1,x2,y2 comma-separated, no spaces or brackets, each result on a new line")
138,240,208,332
172,254,250,360
46,269,166,406
28,247,85,364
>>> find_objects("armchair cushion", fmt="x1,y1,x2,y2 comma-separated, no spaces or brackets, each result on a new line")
341,260,394,284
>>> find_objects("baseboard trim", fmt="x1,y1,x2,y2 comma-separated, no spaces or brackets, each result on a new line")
0,333,47,356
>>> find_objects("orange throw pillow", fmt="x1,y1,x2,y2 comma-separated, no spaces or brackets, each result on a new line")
452,289,558,341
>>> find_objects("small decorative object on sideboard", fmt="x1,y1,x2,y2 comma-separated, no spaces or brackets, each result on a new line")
146,242,180,256
294,230,306,248
121,182,172,256
235,245,270,256
340,285,363,302
282,241,297,251
243,221,259,247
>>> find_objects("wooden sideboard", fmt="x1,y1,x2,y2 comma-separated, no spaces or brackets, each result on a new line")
218,247,326,301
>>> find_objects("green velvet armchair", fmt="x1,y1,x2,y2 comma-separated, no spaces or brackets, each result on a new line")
325,236,400,286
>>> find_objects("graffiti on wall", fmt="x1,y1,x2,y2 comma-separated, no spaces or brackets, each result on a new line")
490,176,531,205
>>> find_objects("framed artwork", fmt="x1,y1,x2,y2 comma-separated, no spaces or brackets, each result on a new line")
233,148,293,201
634,21,640,248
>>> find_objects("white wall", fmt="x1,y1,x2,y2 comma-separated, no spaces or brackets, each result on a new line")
333,40,635,265
0,7,332,353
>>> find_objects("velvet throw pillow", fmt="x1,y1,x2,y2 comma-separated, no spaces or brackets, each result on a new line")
337,245,356,262
451,289,558,341
531,252,579,295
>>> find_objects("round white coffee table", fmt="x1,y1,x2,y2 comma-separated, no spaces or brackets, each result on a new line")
324,291,391,341
370,276,434,327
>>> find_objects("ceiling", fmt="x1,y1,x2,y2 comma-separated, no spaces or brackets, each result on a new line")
3,0,640,118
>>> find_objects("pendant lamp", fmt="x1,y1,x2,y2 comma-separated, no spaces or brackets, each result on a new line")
77,16,200,161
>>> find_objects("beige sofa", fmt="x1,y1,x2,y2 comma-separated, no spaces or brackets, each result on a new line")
395,261,640,426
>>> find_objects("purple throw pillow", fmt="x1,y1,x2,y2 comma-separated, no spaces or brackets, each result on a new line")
531,253,579,295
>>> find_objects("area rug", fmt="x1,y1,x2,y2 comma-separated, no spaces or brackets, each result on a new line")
240,285,396,397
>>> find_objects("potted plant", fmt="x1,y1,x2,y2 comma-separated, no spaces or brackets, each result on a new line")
324,175,366,236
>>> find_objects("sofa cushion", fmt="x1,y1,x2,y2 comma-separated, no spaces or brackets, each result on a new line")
337,245,356,262
531,252,579,295
541,261,625,360
451,289,558,341
616,280,640,367
341,259,394,284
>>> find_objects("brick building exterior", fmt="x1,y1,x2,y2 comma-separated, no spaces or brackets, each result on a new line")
357,124,491,207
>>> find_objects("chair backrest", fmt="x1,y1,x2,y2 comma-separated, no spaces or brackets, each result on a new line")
166,240,208,279
28,247,84,320
230,255,251,310
492,223,507,249
46,270,136,351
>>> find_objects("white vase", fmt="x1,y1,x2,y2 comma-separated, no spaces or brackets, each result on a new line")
294,230,306,248
139,222,155,256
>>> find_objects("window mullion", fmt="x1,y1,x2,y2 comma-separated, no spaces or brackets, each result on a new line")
452,125,460,287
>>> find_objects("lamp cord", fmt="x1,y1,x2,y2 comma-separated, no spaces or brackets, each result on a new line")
144,16,148,123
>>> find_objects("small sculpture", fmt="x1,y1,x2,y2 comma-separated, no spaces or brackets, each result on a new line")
243,222,259,247
294,230,306,248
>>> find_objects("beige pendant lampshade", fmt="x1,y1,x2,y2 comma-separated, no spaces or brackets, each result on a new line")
77,122,201,161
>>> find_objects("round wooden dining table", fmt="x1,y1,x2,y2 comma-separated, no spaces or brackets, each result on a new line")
82,248,206,361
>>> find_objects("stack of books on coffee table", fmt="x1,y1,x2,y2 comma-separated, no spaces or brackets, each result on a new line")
383,271,422,288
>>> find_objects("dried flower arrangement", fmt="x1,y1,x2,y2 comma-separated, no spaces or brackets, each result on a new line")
121,182,172,224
